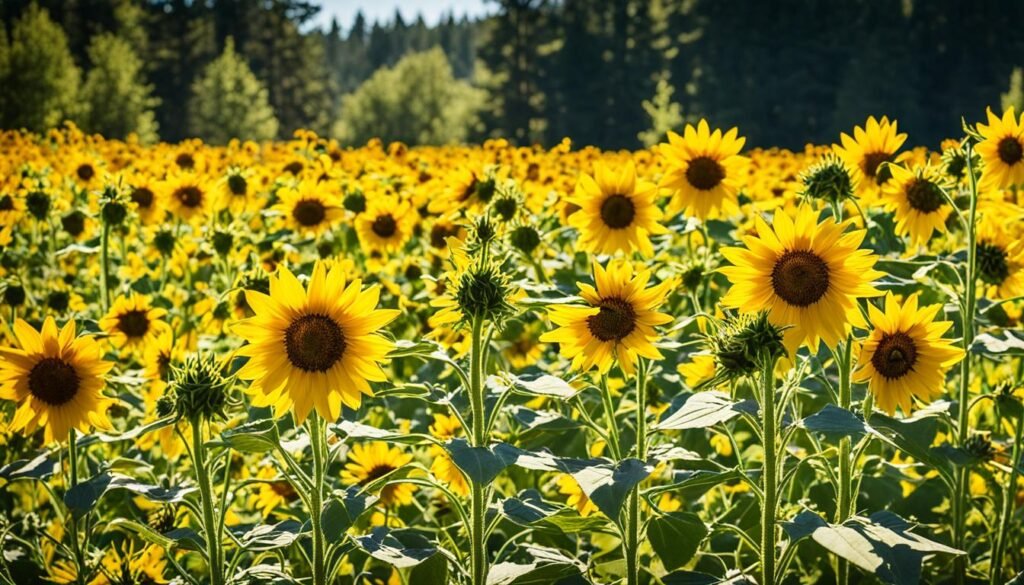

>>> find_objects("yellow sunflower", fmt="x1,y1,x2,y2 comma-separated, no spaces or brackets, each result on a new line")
128,178,164,225
834,116,907,196
0,318,114,443
232,260,399,423
274,179,343,236
719,206,883,354
879,164,953,247
976,216,1024,299
355,197,416,256
976,107,1024,191
540,259,673,375
428,413,469,496
99,294,171,350
853,293,964,416
251,466,299,518
341,442,416,507
658,119,748,219
556,474,597,517
567,161,666,256
160,172,211,222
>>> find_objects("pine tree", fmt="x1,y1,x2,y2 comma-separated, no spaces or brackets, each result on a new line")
0,3,81,132
1002,67,1024,113
188,37,278,144
81,33,159,142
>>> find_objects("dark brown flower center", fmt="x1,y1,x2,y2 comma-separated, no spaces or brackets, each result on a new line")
270,481,297,498
686,156,726,191
587,297,637,342
771,250,830,307
284,161,304,176
228,175,248,196
118,309,151,338
372,214,397,238
175,153,195,169
600,194,635,229
862,152,893,184
871,331,917,379
131,187,154,209
284,314,346,372
359,463,397,485
998,137,1024,165
76,164,95,181
430,224,456,248
0,195,13,211
292,199,326,227
174,186,203,208
977,242,1010,286
905,178,945,213
28,357,80,406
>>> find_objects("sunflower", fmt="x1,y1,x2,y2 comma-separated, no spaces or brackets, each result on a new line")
658,119,748,219
556,474,597,517
719,206,883,354
341,442,416,507
273,179,342,236
975,216,1024,299
65,153,103,190
160,173,211,222
567,161,666,256
251,466,298,518
852,293,964,416
834,116,907,195
976,107,1024,191
355,197,415,256
99,294,171,350
428,413,469,496
128,177,164,225
0,318,114,443
879,164,953,246
232,260,399,423
540,259,673,375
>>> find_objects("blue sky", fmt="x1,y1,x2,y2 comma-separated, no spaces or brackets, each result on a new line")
311,0,491,31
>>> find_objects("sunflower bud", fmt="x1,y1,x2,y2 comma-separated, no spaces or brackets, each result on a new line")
46,290,69,312
26,191,51,220
800,154,855,205
476,177,497,203
509,225,541,254
3,282,25,307
147,504,177,533
170,353,231,422
493,196,519,221
707,311,786,383
61,210,86,238
456,264,515,326
100,186,130,226
471,216,497,248
153,230,176,256
212,231,233,256
343,190,366,214
963,432,995,464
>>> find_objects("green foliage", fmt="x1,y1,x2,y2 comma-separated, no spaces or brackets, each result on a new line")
335,48,485,145
0,3,81,132
81,33,159,142
188,38,278,144
1002,67,1024,113
638,77,684,147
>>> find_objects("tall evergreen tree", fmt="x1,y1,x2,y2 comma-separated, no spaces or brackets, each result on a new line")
1,3,81,132
81,33,159,142
188,38,278,143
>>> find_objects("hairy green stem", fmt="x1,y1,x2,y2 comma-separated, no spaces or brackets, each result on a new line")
990,408,1024,585
191,420,224,585
600,375,621,460
626,360,648,585
954,142,979,585
99,221,110,312
760,356,778,585
468,315,488,585
309,413,327,585
836,339,853,585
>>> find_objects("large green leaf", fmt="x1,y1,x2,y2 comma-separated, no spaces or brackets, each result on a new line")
648,512,707,571
219,419,280,453
446,438,522,485
235,520,302,552
322,487,378,540
654,391,748,431
504,374,581,399
64,473,195,518
487,545,586,585
782,511,962,585
0,452,59,481
354,527,437,569
800,405,871,441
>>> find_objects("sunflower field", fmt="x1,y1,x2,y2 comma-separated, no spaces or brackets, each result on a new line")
0,110,1023,585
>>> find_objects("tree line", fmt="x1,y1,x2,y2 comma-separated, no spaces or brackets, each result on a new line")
0,0,1021,149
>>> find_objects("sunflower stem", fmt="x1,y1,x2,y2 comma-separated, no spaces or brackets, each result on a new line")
625,359,648,585
99,220,110,312
760,353,778,585
989,405,1024,585
67,429,86,585
308,413,327,585
836,338,853,585
190,419,224,585
599,374,621,460
468,315,488,585
954,141,979,585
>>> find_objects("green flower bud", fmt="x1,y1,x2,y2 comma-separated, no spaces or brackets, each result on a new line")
171,353,231,422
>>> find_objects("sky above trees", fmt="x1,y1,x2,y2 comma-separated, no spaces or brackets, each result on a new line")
311,0,490,30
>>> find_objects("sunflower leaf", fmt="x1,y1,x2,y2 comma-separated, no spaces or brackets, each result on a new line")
446,438,521,485
0,452,59,481
504,373,580,398
354,527,437,569
648,512,708,571
486,544,586,585
235,520,302,552
654,391,747,431
799,405,870,441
